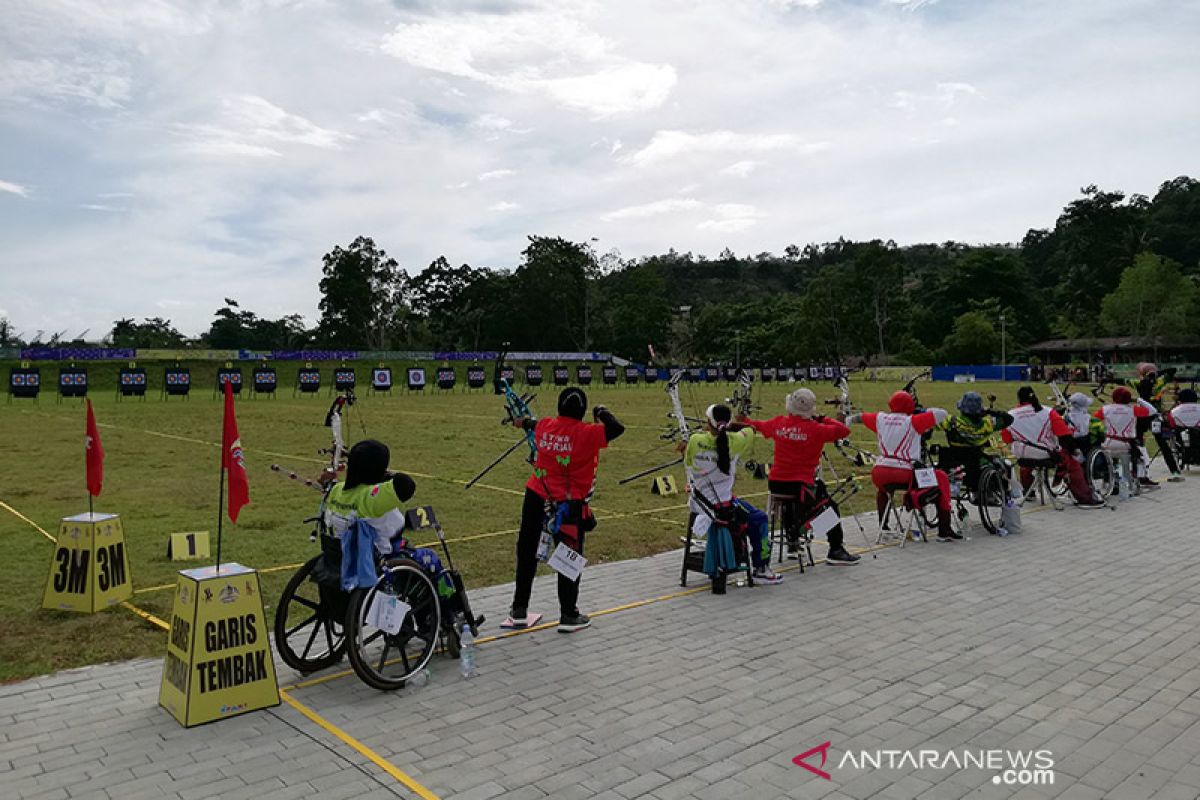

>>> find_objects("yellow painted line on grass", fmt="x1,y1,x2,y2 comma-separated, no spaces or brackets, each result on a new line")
279,688,441,800
120,600,170,631
0,500,56,543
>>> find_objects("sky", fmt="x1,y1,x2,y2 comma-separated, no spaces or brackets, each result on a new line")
1,0,1197,340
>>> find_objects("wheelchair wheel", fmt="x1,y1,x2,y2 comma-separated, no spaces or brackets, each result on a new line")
274,555,347,674
977,467,1006,535
346,557,441,691
1086,448,1115,499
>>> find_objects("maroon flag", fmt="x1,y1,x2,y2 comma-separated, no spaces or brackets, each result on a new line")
222,380,250,523
85,399,104,497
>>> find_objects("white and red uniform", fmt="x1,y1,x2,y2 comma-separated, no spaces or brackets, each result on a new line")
1169,402,1200,430
1094,403,1150,454
861,409,951,512
1002,403,1095,501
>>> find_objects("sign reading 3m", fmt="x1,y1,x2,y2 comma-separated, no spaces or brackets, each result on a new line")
42,513,134,613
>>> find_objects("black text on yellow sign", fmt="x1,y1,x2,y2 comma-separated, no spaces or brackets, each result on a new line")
166,531,211,561
158,563,280,727
42,513,134,613
651,475,678,496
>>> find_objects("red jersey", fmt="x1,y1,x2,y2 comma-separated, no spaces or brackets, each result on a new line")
525,416,608,500
745,415,850,483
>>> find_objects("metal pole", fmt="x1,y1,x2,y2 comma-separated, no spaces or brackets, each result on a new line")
735,330,741,371
1000,314,1006,381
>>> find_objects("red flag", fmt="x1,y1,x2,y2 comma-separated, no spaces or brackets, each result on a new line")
85,399,104,497
222,380,250,523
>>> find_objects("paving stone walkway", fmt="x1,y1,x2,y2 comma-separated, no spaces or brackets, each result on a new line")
4,474,1200,800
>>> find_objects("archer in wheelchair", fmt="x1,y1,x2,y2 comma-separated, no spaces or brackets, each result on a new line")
740,388,861,566
681,403,783,591
274,439,482,691
849,391,958,542
1003,386,1106,508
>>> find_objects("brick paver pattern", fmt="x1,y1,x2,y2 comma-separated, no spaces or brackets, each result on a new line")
3,475,1200,799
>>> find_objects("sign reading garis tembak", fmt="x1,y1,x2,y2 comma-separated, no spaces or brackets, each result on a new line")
159,563,279,727
42,513,133,613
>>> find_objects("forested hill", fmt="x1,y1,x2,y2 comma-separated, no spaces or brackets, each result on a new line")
10,176,1197,367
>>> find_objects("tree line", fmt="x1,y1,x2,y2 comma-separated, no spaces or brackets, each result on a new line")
5,176,1196,365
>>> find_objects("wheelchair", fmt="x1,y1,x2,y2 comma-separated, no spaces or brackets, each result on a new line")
931,444,1012,536
1169,426,1200,471
275,502,482,691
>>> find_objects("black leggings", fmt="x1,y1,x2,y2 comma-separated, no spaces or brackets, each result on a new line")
511,488,583,616
767,479,844,550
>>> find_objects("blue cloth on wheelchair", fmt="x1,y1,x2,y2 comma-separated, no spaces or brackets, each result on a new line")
340,519,380,591
703,526,739,577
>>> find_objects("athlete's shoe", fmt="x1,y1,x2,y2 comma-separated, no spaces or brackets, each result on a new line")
1074,499,1107,509
500,609,544,629
557,612,591,633
1168,473,1185,483
826,547,861,565
938,530,965,542
752,569,784,585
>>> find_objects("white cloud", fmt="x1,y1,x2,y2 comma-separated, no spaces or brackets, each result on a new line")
629,130,829,167
477,169,516,182
601,198,702,221
80,204,121,212
0,0,1196,337
697,203,765,232
380,6,676,116
176,95,351,158
720,160,761,178
0,180,29,197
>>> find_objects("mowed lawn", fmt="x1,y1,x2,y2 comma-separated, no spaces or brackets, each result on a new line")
1,377,1030,681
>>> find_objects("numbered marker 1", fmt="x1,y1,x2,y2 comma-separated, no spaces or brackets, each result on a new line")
167,531,211,561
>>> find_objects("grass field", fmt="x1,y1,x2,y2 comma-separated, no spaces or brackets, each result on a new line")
0,375,1036,681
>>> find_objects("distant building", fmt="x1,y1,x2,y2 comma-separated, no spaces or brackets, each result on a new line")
1029,337,1200,364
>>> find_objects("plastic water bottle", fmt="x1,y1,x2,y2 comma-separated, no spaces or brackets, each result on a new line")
409,668,430,689
459,623,477,679
1118,470,1130,502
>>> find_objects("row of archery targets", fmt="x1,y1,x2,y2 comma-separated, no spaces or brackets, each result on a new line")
6,362,849,403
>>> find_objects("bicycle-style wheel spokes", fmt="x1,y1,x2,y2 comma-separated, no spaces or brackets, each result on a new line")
346,559,441,691
274,556,348,674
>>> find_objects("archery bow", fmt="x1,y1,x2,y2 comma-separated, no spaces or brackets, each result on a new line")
617,370,691,485
465,348,539,489
270,390,355,493
824,372,873,467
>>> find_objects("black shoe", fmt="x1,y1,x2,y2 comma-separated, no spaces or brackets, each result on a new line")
1074,499,1106,509
937,530,965,541
557,612,591,633
826,547,861,565
1139,477,1159,487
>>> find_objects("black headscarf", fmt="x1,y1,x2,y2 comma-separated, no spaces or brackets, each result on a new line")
1017,385,1042,412
558,387,587,420
344,439,389,489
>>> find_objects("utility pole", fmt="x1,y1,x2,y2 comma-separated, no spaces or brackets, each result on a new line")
735,329,741,372
1000,313,1007,381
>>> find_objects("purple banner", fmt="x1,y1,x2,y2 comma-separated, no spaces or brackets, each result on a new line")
268,350,359,361
21,348,136,361
434,351,499,361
